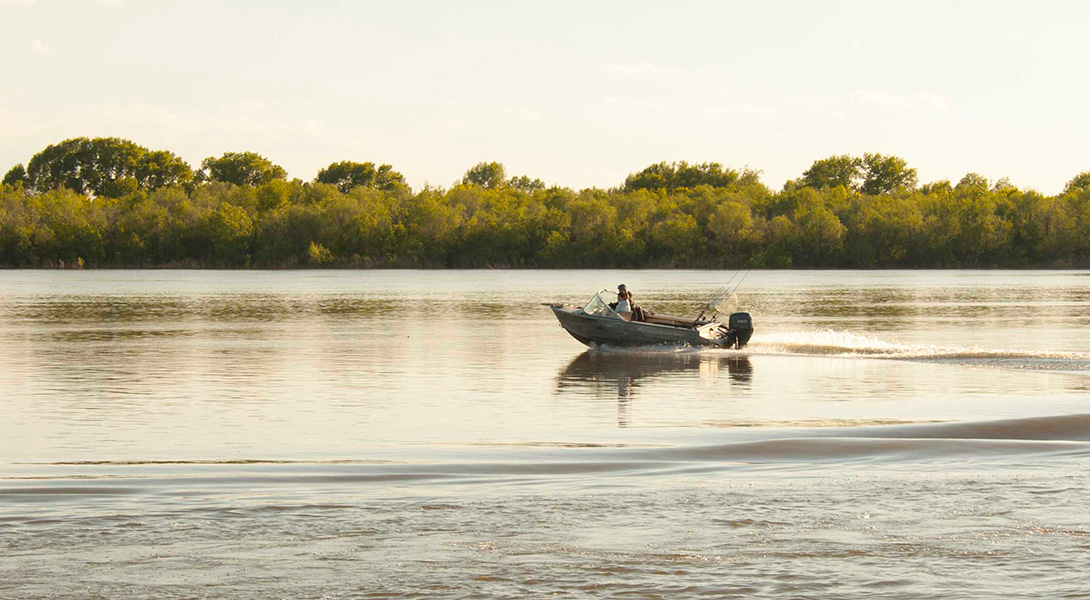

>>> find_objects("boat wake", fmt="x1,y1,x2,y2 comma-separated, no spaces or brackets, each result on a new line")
748,330,1090,370
6,415,1089,600
593,329,1090,371
5,415,1090,504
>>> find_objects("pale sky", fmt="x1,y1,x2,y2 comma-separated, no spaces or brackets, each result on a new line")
2,0,1088,193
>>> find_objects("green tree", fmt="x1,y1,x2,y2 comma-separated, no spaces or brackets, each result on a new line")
1067,185,1090,261
307,241,334,265
315,160,406,193
956,173,989,194
800,155,861,190
462,162,507,188
508,175,546,192
1015,191,1074,262
860,153,917,195
25,137,192,196
2,164,26,187
257,180,296,213
114,188,190,265
847,195,925,266
794,203,846,265
1064,172,1090,194
920,180,953,195
398,188,466,266
992,177,1015,192
760,215,797,267
200,152,286,186
649,212,700,264
946,178,1013,265
135,150,194,190
252,203,322,267
25,137,134,195
623,161,739,192
707,199,758,262
6,150,1090,269
204,202,254,266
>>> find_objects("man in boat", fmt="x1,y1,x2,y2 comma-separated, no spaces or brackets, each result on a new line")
612,284,646,321
614,285,631,313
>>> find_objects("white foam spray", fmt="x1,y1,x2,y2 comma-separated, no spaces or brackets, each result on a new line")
747,329,1090,370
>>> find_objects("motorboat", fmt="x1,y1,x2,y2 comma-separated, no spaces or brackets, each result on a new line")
546,289,753,349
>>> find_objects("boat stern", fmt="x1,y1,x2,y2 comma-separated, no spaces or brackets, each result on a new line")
697,312,754,349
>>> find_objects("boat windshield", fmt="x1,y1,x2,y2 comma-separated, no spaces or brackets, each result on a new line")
582,291,621,319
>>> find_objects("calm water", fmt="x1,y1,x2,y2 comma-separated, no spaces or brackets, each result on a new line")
3,270,1090,599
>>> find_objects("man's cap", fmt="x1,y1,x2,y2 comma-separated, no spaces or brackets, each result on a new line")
618,284,626,289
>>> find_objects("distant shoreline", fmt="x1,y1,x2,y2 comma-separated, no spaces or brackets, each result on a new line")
3,266,1088,272
5,140,1090,270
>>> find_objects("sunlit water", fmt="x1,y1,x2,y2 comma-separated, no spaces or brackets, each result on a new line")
3,270,1090,599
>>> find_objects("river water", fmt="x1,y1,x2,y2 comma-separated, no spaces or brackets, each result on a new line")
2,270,1090,599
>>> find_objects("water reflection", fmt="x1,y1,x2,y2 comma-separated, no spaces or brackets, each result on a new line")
554,351,751,425
558,351,754,395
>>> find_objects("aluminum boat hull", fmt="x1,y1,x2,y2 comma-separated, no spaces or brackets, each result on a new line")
550,305,750,349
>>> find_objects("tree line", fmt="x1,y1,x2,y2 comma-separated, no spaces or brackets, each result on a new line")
2,137,1090,268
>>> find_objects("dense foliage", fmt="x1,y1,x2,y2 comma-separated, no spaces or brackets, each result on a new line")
17,137,192,197
2,137,1090,268
198,151,287,186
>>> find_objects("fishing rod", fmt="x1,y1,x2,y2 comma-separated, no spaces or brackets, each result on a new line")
695,269,742,322
695,287,727,322
728,268,752,295
697,267,753,322
721,270,741,291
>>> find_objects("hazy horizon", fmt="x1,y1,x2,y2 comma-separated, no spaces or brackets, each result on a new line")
2,0,1089,193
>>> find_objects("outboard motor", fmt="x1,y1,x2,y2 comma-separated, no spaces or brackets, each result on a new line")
728,312,753,349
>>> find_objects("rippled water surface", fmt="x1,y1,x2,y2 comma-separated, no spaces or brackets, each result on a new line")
3,270,1090,599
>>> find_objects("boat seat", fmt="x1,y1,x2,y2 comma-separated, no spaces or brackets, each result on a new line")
643,314,698,328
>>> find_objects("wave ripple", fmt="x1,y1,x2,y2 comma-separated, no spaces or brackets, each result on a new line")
749,330,1090,370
